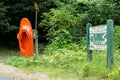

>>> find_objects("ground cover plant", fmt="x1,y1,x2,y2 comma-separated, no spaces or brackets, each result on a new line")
3,48,120,80
3,26,120,80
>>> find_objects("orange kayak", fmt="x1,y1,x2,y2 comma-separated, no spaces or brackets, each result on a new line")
18,18,34,57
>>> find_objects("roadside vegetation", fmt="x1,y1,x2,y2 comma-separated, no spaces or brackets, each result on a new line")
3,26,120,80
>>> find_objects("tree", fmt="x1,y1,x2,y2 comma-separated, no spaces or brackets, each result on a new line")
3,0,35,27
112,0,120,25
39,1,87,44
0,0,35,47
0,2,11,34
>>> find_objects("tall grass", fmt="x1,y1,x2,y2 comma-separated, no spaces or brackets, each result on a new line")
4,49,120,80
3,25,120,79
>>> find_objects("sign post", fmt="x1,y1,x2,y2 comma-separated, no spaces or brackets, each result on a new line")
34,0,39,55
86,23,92,62
107,19,114,69
86,19,114,69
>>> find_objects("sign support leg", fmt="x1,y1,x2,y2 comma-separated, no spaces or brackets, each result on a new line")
107,19,114,69
86,23,92,62
35,10,39,55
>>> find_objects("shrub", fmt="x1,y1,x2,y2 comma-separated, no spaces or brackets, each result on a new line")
114,26,120,50
108,67,120,80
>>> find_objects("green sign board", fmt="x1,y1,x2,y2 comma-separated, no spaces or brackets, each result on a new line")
89,25,107,50
86,19,114,69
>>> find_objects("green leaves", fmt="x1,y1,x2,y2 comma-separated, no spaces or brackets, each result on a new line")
39,3,84,44
0,2,10,33
114,26,120,50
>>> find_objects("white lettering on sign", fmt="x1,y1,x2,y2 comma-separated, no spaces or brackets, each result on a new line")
89,25,107,50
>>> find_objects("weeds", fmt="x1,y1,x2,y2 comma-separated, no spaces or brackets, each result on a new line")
3,29,120,80
4,49,118,80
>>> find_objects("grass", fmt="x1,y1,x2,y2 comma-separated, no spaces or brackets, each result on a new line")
0,48,19,62
1,49,120,80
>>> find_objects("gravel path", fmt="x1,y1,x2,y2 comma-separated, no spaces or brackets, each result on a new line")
0,63,49,80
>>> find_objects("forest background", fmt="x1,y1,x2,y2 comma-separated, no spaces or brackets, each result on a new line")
0,0,120,49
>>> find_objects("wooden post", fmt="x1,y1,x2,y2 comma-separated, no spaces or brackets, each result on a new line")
34,1,39,56
35,10,38,55
86,23,92,62
107,19,114,69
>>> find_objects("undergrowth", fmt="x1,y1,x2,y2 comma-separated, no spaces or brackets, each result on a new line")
4,49,120,80
4,26,120,79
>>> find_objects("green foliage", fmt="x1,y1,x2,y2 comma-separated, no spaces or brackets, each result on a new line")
39,0,119,47
3,44,120,80
4,0,35,26
0,2,11,34
114,26,120,50
112,0,120,25
80,63,91,77
45,49,86,68
44,42,80,55
86,0,112,25
5,50,118,80
40,0,57,12
49,29,73,47
0,0,36,47
5,49,86,71
108,67,120,80
1,0,120,47
39,4,78,39
39,2,86,46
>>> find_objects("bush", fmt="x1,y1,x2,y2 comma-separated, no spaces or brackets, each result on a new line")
114,26,120,47
108,67,120,80
39,3,86,45
5,49,86,70
43,29,81,54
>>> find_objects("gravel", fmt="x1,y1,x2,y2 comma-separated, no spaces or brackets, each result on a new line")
0,63,49,80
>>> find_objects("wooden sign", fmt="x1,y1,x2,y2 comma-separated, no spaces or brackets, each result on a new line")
89,25,107,50
86,19,114,69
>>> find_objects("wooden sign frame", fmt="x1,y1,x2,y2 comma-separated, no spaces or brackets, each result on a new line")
86,19,114,69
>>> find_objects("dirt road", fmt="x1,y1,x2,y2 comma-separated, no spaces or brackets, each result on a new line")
0,63,49,80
